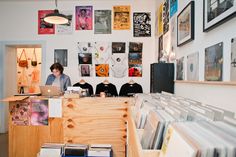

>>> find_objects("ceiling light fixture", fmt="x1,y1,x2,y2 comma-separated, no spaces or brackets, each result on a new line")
43,0,68,25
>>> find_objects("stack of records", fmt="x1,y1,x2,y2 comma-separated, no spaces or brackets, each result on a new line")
39,143,64,157
63,144,88,157
87,144,113,157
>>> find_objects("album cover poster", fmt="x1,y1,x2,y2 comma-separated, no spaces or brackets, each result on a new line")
129,64,142,77
95,10,112,34
205,42,223,81
75,6,93,30
77,42,93,53
93,42,111,64
163,0,170,34
54,49,68,67
56,11,73,34
187,52,199,81
112,42,126,54
30,99,49,126
80,64,91,77
133,12,151,37
170,16,177,50
231,38,236,81
38,10,55,35
113,6,131,30
129,42,143,53
176,57,184,80
95,64,109,77
111,54,127,78
11,101,30,126
170,0,178,18
158,3,164,36
129,53,142,64
78,53,92,64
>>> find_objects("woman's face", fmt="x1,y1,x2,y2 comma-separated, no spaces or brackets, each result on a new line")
52,69,61,77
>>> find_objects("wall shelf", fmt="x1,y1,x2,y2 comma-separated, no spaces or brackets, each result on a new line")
175,80,236,86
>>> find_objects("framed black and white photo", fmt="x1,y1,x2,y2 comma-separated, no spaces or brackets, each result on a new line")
177,1,195,47
54,49,68,67
203,0,236,32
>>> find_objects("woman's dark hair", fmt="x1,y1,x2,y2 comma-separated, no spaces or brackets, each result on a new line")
50,63,64,74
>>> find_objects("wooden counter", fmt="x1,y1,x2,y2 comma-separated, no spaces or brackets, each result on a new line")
7,97,132,157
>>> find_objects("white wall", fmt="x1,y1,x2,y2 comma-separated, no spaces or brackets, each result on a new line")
0,0,157,94
156,0,236,113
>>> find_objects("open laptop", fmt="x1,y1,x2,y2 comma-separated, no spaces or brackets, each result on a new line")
39,86,62,97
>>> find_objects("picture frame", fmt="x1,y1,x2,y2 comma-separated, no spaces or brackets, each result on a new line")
177,1,195,47
203,0,236,32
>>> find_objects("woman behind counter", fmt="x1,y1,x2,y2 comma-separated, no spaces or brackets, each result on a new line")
45,63,71,92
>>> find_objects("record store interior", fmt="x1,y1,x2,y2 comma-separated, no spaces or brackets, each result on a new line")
0,0,236,157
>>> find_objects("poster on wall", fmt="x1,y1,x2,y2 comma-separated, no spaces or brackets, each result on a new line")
80,64,92,77
177,1,195,46
158,35,164,61
170,0,178,18
176,57,184,80
38,10,55,35
205,42,223,81
30,99,49,126
75,6,93,30
95,64,109,77
94,10,112,34
129,53,142,64
187,52,199,81
203,0,236,32
111,54,127,78
77,42,93,53
78,53,92,64
94,42,111,64
11,101,30,126
170,15,177,53
56,11,73,34
133,12,151,37
129,64,142,77
231,37,236,81
163,0,170,34
54,49,68,67
113,6,131,30
112,42,126,54
158,3,164,36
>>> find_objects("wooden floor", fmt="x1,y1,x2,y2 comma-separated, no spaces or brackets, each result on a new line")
0,133,8,157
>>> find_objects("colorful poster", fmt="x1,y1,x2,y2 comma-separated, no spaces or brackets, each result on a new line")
96,64,109,77
93,42,111,64
38,10,55,35
78,53,92,64
176,57,184,80
163,0,170,34
56,11,73,34
129,64,142,77
94,10,112,34
80,65,91,77
231,38,236,81
113,6,131,30
11,101,30,126
112,42,126,54
187,52,199,81
77,42,93,53
170,0,178,18
205,42,223,81
129,42,143,53
129,53,142,64
158,3,164,36
54,49,68,67
30,99,49,126
133,12,151,37
75,6,93,30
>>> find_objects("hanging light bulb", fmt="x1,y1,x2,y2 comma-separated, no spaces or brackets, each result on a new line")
43,0,68,25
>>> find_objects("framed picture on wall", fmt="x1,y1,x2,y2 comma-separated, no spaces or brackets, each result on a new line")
203,0,236,32
177,1,195,47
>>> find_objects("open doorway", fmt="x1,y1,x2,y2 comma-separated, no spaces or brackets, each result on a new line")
0,43,44,157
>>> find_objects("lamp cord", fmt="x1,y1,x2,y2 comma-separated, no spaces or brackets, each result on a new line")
55,0,58,8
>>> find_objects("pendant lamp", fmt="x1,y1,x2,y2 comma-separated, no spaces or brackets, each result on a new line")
43,0,68,25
